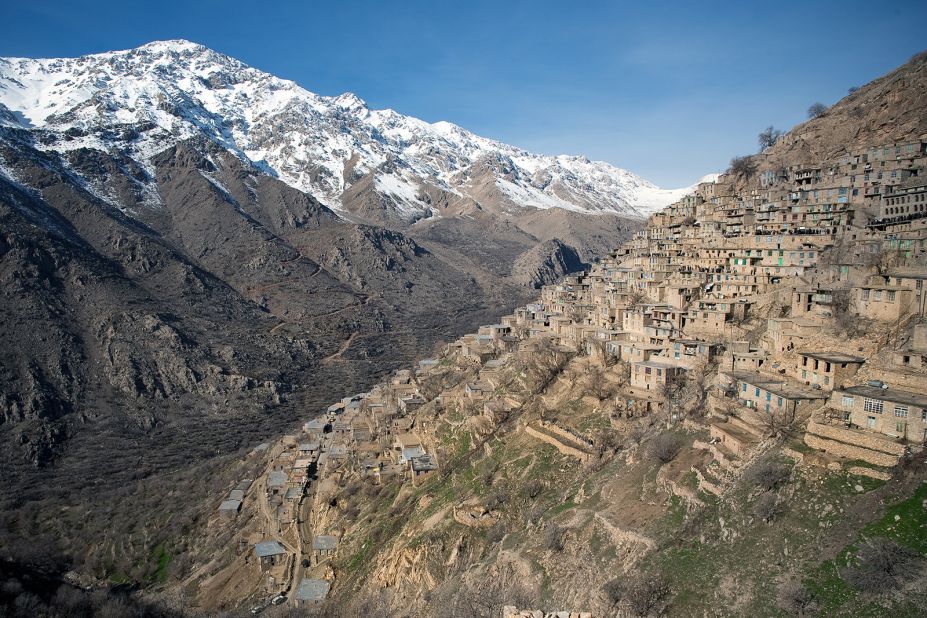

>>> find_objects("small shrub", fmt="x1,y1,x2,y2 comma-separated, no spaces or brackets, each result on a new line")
488,491,508,509
522,479,544,500
649,432,683,464
777,579,817,615
545,523,566,552
604,572,670,615
754,492,781,523
486,521,506,544
745,459,790,491
603,578,623,605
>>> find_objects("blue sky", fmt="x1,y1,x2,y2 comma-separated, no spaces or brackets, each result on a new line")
2,0,925,187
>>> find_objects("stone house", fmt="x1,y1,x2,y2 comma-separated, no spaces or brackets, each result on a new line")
830,383,927,443
668,339,722,368
218,499,241,519
791,287,837,319
254,540,286,571
721,370,827,416
311,535,338,565
630,360,684,392
789,351,865,391
394,433,426,465
294,579,330,608
266,471,287,497
852,283,914,322
410,454,439,484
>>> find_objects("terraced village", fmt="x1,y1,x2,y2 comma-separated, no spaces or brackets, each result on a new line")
184,121,927,616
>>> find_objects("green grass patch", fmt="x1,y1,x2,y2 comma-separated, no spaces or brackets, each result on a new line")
548,498,576,518
150,542,172,584
861,482,927,553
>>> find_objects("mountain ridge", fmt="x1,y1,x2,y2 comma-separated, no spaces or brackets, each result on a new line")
0,39,699,225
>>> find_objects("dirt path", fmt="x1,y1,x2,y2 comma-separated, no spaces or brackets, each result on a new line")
321,331,359,364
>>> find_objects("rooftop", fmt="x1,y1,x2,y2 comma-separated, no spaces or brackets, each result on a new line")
267,471,287,487
799,351,865,364
312,535,338,551
411,455,439,472
840,384,927,408
295,579,330,603
218,499,241,512
254,540,286,557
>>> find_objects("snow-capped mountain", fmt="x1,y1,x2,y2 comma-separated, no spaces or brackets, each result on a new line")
0,40,697,222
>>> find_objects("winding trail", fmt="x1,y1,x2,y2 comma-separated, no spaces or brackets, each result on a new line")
321,331,359,364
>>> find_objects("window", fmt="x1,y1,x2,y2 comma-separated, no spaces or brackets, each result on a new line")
896,422,905,433
888,291,896,302
841,395,854,408
742,383,747,392
894,405,908,418
864,398,883,414
861,289,870,301
755,387,761,397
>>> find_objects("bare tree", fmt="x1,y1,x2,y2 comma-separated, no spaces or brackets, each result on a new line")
759,406,801,438
729,156,758,178
433,567,536,618
843,537,924,592
648,432,683,464
745,458,791,491
758,126,783,151
807,102,829,118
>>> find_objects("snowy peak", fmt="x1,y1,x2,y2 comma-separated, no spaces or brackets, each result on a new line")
0,40,698,220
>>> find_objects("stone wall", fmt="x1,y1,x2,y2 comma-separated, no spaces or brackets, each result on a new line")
502,609,594,618
524,424,589,461
803,434,900,467
848,465,893,481
807,422,905,456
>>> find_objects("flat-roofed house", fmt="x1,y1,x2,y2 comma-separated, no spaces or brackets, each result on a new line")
267,471,287,496
830,384,927,443
254,540,286,570
218,499,242,519
295,579,330,607
789,351,865,391
394,433,425,465
410,454,439,485
630,360,685,391
722,370,827,416
311,535,338,564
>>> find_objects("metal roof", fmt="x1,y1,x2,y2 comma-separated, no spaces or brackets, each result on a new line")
254,540,285,557
267,471,287,487
312,535,338,551
841,384,927,408
295,579,330,602
218,499,241,512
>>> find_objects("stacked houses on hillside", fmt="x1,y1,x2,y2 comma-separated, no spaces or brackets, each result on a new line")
301,137,927,495
484,138,927,470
